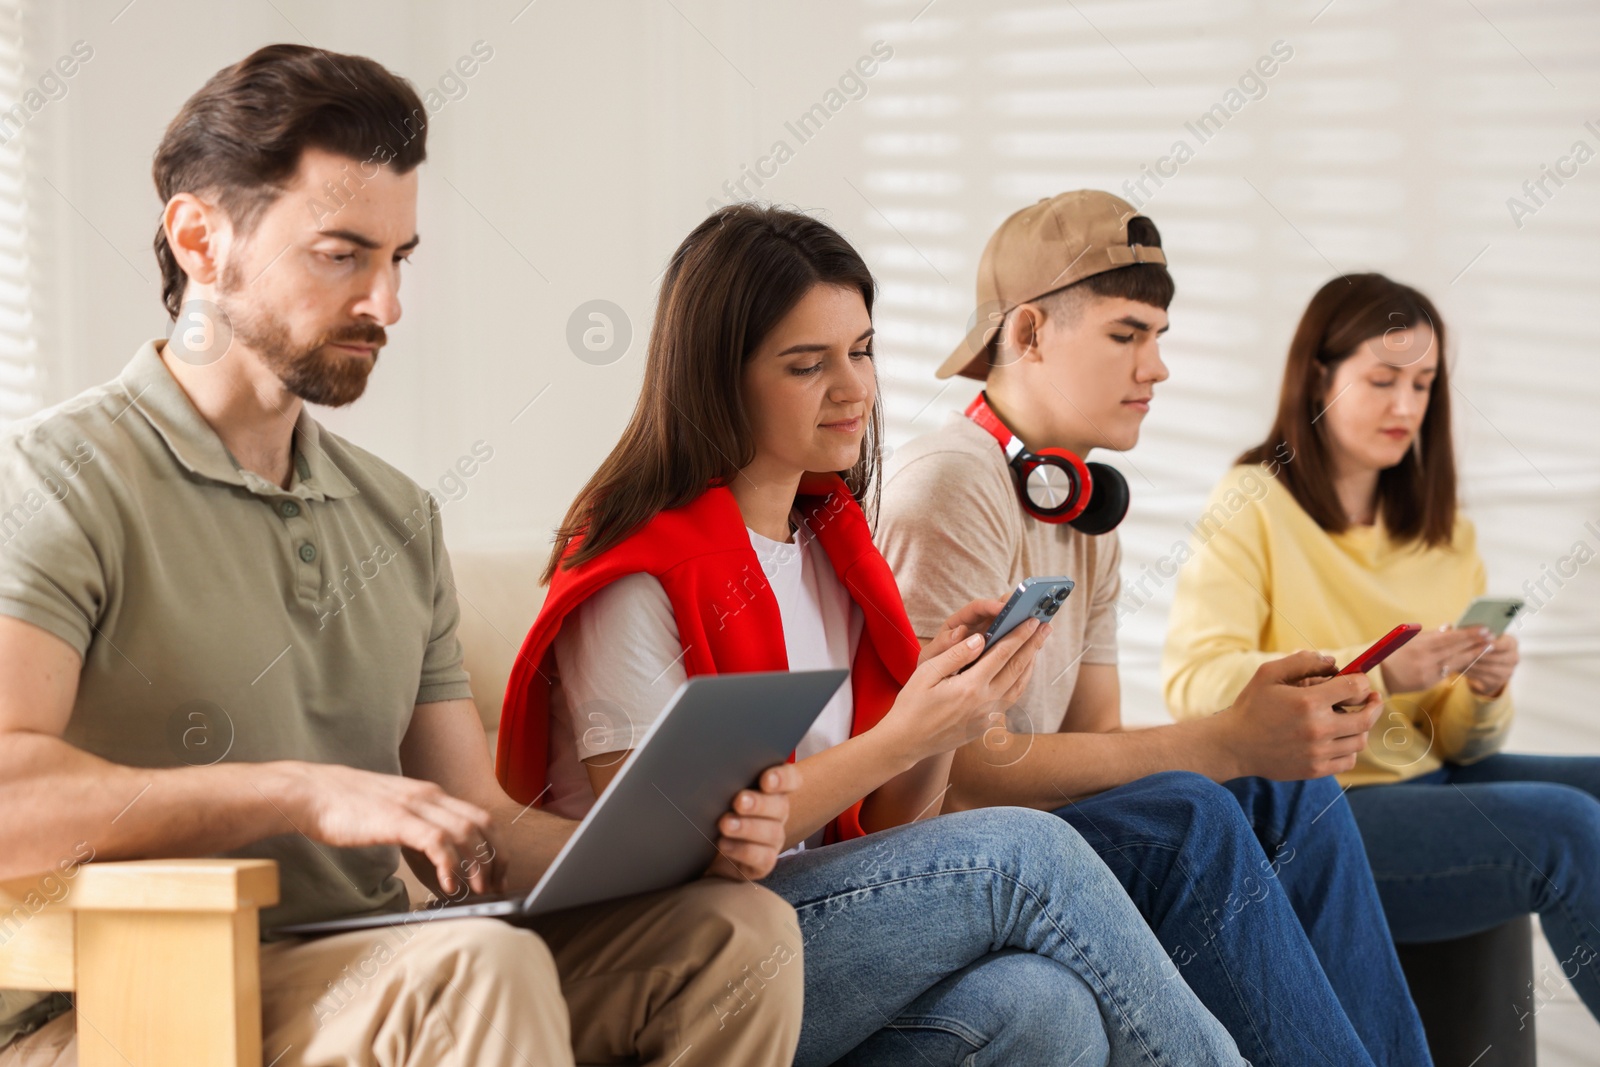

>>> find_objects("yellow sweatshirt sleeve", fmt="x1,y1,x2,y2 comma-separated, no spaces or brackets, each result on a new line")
1426,683,1515,764
1161,477,1275,716
1158,473,1344,716
1161,468,1383,718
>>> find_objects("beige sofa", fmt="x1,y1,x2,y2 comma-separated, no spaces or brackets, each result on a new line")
452,546,549,752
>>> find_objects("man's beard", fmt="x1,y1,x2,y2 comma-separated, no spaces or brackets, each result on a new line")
217,260,386,407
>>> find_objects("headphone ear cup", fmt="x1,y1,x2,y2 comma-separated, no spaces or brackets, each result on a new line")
1016,451,1088,523
1068,462,1130,535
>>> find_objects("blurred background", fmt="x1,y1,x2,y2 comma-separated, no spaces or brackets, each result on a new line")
4,0,1597,1059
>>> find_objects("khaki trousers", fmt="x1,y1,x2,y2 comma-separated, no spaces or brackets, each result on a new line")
0,879,801,1067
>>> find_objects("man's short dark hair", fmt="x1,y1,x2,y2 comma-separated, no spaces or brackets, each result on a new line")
1037,215,1176,320
151,44,428,319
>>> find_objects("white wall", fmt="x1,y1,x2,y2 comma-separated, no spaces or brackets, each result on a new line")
24,0,1600,1060
30,0,890,555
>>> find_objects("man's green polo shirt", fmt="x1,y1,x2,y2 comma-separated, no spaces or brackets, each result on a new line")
0,339,475,932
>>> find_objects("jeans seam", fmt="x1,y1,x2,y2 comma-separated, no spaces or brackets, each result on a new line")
879,1014,988,1046
794,863,1178,1067
1372,860,1551,885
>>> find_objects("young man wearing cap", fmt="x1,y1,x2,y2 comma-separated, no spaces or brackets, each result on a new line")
876,191,1433,1066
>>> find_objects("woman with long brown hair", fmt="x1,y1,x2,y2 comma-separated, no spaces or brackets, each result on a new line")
1164,271,1600,1027
498,204,1248,1066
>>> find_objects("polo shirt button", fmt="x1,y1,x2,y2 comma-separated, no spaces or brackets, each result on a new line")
279,500,301,518
298,542,317,563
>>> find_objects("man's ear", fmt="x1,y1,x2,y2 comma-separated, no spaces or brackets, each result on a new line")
1000,302,1047,365
163,192,226,290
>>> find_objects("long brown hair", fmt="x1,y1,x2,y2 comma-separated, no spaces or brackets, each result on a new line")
1239,272,1456,547
543,204,883,583
152,44,429,320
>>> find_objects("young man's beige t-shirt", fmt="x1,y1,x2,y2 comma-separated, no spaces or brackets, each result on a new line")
876,413,1121,735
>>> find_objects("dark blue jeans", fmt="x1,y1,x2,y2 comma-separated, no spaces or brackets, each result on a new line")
1346,752,1600,1029
1054,770,1432,1067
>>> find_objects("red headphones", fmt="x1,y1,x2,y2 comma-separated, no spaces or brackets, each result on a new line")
965,392,1129,534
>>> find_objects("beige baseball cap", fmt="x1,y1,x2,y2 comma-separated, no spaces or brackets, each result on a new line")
936,190,1168,381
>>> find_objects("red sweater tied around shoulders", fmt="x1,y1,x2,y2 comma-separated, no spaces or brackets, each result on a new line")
496,474,920,844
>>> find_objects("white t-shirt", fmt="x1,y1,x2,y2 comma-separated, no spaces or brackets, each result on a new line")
546,511,862,851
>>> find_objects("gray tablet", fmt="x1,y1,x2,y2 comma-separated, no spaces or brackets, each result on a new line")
276,668,847,935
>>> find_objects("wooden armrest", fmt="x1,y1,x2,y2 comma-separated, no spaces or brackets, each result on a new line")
51,858,278,912
0,859,278,1067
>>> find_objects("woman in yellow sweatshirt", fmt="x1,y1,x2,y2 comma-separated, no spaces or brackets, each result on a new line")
1162,272,1600,1029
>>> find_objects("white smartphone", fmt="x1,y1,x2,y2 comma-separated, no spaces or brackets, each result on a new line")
1455,597,1525,636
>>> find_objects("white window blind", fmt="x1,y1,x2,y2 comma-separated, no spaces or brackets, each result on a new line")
0,0,41,429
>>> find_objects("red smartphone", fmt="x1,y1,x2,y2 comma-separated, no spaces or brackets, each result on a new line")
1337,623,1422,676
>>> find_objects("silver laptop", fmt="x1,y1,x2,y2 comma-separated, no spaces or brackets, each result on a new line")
275,669,847,936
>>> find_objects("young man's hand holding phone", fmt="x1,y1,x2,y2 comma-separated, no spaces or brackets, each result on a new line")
1212,650,1384,781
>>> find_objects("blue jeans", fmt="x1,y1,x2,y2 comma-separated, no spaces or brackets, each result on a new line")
1346,752,1600,1027
840,950,1110,1067
1054,771,1431,1067
760,806,1245,1067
